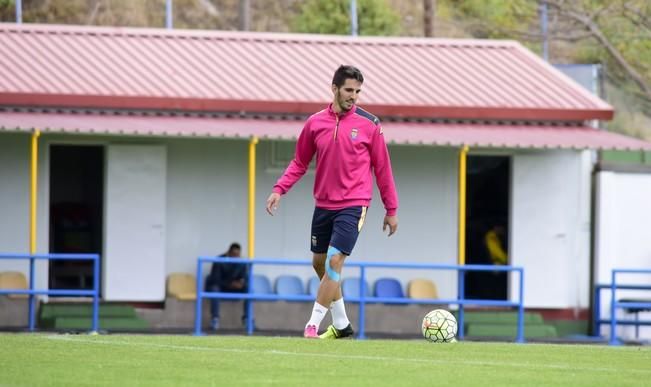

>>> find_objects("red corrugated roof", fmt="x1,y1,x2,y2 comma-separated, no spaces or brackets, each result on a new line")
1,111,647,150
0,23,613,121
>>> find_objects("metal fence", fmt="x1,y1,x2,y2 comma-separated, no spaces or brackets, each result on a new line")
195,257,525,341
0,253,100,332
593,268,651,345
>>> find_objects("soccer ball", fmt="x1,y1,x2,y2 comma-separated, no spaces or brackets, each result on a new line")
421,309,457,343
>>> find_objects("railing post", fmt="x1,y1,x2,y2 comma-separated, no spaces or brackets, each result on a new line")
91,254,100,333
194,259,203,336
457,268,465,340
246,261,254,335
28,255,35,332
358,265,366,339
593,285,601,337
609,270,618,345
516,268,525,343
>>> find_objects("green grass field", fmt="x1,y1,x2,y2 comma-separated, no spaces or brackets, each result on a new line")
0,333,650,386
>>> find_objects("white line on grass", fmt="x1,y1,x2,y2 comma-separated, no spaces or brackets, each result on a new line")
46,335,650,375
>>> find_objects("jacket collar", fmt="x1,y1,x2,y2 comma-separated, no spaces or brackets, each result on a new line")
327,102,356,119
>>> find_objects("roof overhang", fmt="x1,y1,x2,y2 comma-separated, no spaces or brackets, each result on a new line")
0,111,649,151
0,93,614,122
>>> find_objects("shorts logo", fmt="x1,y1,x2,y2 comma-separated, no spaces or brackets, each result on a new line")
350,128,358,140
311,235,317,247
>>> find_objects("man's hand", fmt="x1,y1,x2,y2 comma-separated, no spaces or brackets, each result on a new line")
266,192,281,215
383,215,398,237
231,279,245,290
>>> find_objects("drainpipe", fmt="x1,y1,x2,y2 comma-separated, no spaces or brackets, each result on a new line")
248,137,259,258
30,129,40,254
458,145,469,265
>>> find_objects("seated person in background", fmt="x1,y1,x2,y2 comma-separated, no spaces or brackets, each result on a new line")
484,225,507,265
481,224,508,300
204,242,248,330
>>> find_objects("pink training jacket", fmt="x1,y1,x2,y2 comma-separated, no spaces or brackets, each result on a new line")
272,103,398,216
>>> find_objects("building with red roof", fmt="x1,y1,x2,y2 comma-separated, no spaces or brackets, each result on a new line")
0,23,649,325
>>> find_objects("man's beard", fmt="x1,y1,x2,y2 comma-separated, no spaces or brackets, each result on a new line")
337,95,353,112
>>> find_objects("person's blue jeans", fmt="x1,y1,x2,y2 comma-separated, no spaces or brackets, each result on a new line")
205,283,249,322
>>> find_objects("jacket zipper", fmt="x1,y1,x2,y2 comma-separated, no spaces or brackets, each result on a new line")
333,114,340,141
333,113,339,141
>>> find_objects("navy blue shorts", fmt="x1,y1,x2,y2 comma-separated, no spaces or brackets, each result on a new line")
310,206,368,255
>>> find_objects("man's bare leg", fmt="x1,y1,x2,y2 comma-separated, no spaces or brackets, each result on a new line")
312,253,342,300
304,247,351,338
315,249,345,307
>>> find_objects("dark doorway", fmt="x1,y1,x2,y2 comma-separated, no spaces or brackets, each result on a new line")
465,156,510,300
49,145,104,291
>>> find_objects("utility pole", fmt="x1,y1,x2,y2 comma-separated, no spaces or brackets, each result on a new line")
166,0,173,29
539,0,549,61
16,0,22,23
423,0,435,37
240,0,251,31
350,0,358,36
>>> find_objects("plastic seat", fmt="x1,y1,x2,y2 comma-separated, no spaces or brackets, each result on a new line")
166,273,197,301
0,271,29,299
275,275,305,296
307,276,320,297
341,277,371,298
252,274,273,294
407,279,438,299
374,277,404,298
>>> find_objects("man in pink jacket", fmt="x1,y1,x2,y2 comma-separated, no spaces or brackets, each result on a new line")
266,65,399,339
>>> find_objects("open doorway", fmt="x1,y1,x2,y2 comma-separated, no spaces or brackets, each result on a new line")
465,155,510,300
49,145,104,291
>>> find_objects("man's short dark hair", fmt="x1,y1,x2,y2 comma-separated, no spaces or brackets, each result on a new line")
332,65,364,88
229,242,241,252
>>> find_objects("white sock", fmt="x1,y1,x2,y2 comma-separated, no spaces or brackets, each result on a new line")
330,298,350,330
306,302,328,329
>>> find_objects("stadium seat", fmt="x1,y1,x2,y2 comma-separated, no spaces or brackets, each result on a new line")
275,275,305,296
166,273,196,301
307,276,320,297
407,279,438,299
0,271,28,299
252,274,273,294
342,277,371,298
374,277,404,298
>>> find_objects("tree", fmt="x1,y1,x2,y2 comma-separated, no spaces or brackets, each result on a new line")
0,0,15,22
442,0,651,107
544,0,651,104
444,0,539,40
291,0,400,36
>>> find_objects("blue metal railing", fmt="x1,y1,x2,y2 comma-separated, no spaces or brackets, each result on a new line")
0,253,100,332
195,257,525,341
593,269,651,345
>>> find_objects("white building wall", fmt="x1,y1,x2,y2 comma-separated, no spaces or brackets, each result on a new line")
0,133,49,291
595,171,651,339
165,138,249,275
0,134,31,267
511,149,592,309
169,141,459,299
0,133,597,308
351,145,459,299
